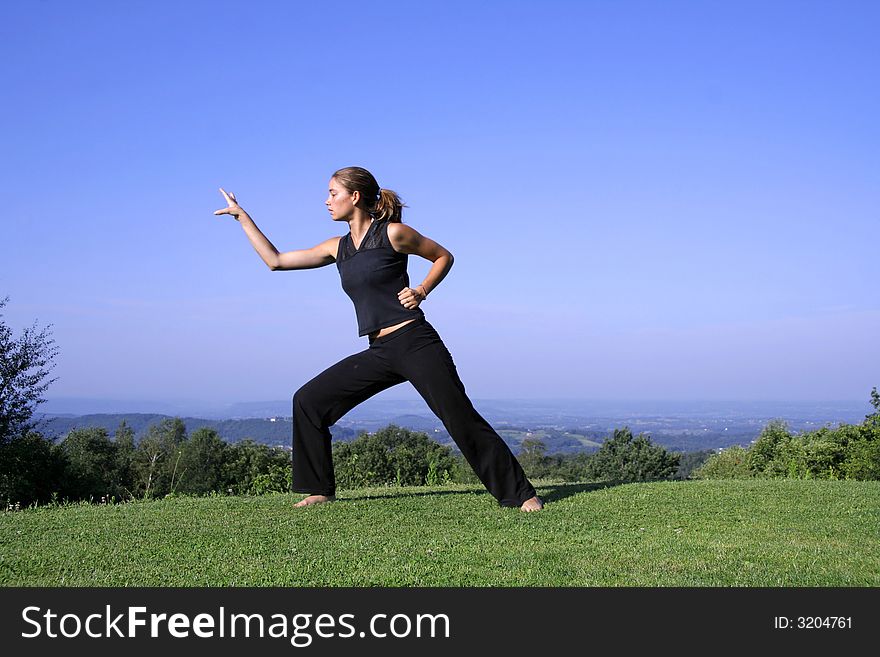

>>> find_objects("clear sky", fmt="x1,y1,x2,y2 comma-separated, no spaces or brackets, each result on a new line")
2,0,877,408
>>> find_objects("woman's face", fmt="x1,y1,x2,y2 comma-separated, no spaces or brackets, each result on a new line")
326,177,357,221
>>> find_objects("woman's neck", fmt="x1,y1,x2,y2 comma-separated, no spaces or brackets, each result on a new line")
348,214,374,244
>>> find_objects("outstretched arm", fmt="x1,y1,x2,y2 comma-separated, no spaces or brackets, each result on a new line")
214,188,338,271
387,222,454,309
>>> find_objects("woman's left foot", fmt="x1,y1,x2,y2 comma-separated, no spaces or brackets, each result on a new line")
294,494,335,507
520,495,544,512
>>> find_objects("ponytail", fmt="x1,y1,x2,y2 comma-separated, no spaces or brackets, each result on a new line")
374,187,405,223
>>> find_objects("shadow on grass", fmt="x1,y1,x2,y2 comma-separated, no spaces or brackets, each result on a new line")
325,481,617,506
334,488,480,503
537,481,618,504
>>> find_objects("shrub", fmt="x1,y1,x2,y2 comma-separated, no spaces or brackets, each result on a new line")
746,420,791,475
0,432,63,506
584,427,680,483
249,463,292,495
53,427,120,500
842,440,880,480
332,425,456,489
692,446,752,480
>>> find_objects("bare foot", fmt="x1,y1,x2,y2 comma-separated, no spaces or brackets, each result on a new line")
520,495,544,512
293,494,336,507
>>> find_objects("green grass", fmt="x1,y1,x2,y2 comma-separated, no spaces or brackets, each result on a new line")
1,479,878,586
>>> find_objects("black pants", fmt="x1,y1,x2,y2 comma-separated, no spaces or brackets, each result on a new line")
291,316,537,507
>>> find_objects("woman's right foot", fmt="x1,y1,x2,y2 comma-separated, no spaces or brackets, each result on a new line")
293,494,336,507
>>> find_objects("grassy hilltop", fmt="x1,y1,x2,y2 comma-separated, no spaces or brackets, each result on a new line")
1,479,878,587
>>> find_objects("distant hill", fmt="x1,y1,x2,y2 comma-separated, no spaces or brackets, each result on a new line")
34,411,754,455
34,397,871,455
36,414,320,448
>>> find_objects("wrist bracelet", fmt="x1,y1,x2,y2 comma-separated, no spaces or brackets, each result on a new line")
418,285,428,299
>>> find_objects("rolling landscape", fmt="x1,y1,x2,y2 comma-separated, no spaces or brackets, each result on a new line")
35,397,874,455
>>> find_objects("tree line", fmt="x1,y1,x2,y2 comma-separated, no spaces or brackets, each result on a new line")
1,419,689,507
9,392,875,508
333,424,682,486
1,419,293,506
694,388,880,481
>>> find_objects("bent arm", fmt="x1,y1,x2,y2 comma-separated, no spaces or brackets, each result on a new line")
387,223,454,295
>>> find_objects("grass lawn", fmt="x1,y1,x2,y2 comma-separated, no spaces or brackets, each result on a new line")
1,479,877,586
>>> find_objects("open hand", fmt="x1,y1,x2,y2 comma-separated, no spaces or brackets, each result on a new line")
214,188,246,221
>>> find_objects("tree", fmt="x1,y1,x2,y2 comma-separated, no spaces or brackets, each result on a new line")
132,418,187,497
746,420,793,476
54,427,119,500
332,424,455,489
224,439,291,495
554,452,594,482
675,449,716,479
175,427,229,495
518,438,550,479
692,446,752,480
867,386,880,422
0,431,63,506
0,297,59,444
842,387,880,480
586,427,680,483
113,420,137,499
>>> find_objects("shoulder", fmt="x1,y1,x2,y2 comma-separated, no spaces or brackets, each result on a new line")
323,235,343,259
385,221,416,239
386,222,422,252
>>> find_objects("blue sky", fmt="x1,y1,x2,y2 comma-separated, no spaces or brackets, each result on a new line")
2,0,877,407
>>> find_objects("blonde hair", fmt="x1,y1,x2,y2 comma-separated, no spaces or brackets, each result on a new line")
332,166,406,223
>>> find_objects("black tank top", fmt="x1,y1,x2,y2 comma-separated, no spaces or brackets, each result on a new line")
336,219,424,336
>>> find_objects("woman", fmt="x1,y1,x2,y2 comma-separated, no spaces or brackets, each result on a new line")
214,167,543,511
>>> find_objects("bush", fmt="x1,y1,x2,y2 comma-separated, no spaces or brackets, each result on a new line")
448,453,481,484
842,439,880,480
518,438,554,479
746,420,791,475
0,432,63,506
224,439,291,495
693,446,752,480
585,427,680,483
332,425,456,489
174,427,228,495
249,463,292,495
676,449,715,479
53,427,121,500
